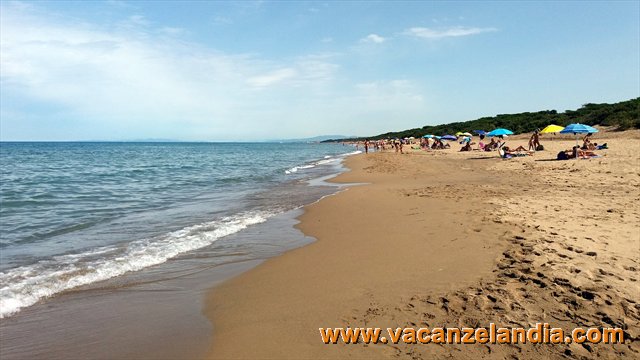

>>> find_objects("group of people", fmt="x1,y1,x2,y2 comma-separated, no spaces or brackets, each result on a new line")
557,145,597,160
421,137,450,150
581,133,608,151
358,139,388,154
351,131,606,161
457,134,509,152
556,134,606,160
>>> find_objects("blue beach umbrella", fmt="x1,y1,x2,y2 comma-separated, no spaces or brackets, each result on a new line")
560,123,598,146
559,123,599,134
486,128,514,137
473,130,487,135
423,134,434,138
441,135,457,140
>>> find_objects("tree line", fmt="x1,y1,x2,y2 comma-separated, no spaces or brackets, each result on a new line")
326,97,639,142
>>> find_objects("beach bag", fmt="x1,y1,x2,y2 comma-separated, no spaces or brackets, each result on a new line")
557,151,568,160
536,144,544,151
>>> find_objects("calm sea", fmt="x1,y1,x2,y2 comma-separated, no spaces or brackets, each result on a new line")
0,141,357,319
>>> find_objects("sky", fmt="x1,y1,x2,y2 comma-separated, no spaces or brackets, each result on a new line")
1,1,638,141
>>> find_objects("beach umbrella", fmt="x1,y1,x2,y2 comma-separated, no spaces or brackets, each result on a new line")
487,128,514,137
560,123,598,134
423,134,434,138
461,132,473,137
540,124,564,134
455,131,464,136
560,123,599,146
442,135,457,140
473,130,487,135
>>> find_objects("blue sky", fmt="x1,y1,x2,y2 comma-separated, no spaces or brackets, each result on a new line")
1,1,638,141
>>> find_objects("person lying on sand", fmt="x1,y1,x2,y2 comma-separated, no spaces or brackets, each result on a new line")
583,141,608,151
506,145,529,152
502,146,533,156
557,146,598,160
573,146,597,158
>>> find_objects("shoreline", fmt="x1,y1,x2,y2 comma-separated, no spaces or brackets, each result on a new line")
0,144,355,360
205,151,515,358
205,132,639,359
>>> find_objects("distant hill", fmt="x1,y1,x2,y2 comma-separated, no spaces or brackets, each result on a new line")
275,135,356,143
324,97,639,142
123,138,183,142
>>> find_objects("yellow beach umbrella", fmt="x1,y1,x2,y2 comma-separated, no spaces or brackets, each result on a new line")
455,131,464,136
540,124,564,134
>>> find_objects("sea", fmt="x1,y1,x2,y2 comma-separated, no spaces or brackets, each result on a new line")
0,141,359,359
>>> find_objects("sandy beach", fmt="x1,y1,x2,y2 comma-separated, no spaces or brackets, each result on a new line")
206,129,639,359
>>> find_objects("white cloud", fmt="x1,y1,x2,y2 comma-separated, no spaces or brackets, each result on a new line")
0,3,342,140
404,26,497,39
0,3,437,141
360,33,386,44
247,68,297,88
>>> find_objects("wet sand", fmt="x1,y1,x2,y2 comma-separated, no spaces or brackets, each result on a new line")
0,210,317,360
206,129,639,359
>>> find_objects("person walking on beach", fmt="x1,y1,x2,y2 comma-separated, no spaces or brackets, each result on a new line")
393,139,403,154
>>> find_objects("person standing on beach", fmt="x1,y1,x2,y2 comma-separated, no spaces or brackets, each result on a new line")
529,130,541,151
364,139,369,154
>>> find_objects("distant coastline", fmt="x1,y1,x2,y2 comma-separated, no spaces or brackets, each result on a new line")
0,135,357,143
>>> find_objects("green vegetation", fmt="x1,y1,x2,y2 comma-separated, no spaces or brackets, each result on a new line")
329,98,639,141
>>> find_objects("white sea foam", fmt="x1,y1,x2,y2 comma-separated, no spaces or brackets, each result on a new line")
284,150,361,175
0,211,273,319
285,164,316,174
